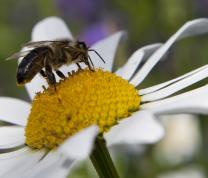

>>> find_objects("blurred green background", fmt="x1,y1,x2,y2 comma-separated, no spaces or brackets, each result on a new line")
1,0,208,178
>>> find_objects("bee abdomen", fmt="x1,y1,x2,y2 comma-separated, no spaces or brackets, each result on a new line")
17,47,49,84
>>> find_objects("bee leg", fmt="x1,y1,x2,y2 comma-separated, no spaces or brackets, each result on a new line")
76,63,82,70
42,85,47,91
39,70,48,91
40,70,47,78
67,72,72,77
85,61,94,71
44,58,56,86
88,55,95,70
56,70,66,79
45,69,56,85
47,72,56,86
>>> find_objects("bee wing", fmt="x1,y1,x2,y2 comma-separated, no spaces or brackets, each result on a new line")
6,50,31,60
23,41,54,48
23,39,72,48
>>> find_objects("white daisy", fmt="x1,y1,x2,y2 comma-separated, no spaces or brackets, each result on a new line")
1,16,208,178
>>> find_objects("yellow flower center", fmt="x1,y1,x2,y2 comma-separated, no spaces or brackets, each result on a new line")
25,69,140,149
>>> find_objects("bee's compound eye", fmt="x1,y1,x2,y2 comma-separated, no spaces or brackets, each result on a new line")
78,42,87,49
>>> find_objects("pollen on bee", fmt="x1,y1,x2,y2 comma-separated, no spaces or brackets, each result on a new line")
25,69,141,149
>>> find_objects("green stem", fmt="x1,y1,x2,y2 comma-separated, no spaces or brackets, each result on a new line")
90,135,120,178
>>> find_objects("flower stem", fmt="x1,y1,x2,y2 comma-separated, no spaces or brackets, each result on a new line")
90,135,120,178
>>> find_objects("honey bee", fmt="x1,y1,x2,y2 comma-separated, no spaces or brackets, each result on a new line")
7,40,105,85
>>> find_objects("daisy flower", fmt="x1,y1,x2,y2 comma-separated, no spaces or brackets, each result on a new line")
1,16,208,178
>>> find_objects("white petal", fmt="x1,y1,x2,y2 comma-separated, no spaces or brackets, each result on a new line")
141,65,208,102
89,31,126,71
141,85,208,114
116,43,162,80
58,125,99,160
24,126,99,178
0,147,45,178
21,151,74,178
0,126,25,149
139,65,208,95
130,18,208,86
32,16,73,41
0,97,30,126
105,111,164,146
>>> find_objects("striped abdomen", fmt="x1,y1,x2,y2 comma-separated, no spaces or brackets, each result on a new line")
17,47,49,85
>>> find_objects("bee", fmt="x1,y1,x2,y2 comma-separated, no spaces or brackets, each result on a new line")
7,40,105,85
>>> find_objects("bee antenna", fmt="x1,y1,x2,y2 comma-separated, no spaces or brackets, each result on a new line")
88,49,105,64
